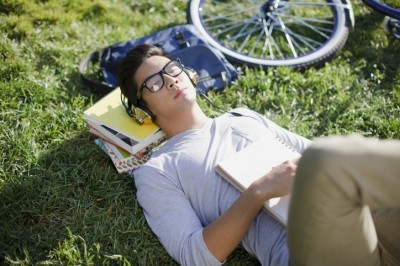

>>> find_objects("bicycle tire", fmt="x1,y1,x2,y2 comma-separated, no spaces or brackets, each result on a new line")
362,0,400,20
188,0,354,68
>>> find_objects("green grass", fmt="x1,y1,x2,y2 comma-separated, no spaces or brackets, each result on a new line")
1,0,399,265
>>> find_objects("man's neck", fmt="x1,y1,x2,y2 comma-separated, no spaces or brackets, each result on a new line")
157,104,210,139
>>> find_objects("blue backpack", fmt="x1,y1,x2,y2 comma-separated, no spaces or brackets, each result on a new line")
80,24,239,95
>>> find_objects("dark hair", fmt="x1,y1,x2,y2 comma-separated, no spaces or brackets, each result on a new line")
118,44,172,106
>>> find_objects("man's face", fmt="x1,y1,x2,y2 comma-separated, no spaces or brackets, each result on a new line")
134,55,197,120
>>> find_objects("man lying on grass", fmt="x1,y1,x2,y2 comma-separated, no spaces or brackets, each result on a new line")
117,43,400,266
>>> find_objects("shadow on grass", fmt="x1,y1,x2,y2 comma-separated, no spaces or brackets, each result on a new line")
0,131,178,265
0,132,258,265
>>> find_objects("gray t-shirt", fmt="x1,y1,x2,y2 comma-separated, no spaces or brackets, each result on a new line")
133,108,311,265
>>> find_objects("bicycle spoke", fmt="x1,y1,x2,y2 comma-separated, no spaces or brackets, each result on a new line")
276,16,298,58
201,5,260,24
283,14,334,39
237,22,260,51
276,26,325,51
262,18,280,59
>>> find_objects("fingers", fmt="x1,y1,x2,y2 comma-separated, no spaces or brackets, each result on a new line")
250,158,301,202
285,156,301,166
275,159,299,174
292,156,301,165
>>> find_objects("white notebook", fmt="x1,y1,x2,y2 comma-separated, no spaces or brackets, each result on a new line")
215,134,300,225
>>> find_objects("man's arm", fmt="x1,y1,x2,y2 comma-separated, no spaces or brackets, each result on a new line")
203,159,298,262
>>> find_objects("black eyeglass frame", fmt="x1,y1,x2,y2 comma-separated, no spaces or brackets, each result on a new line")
137,58,184,100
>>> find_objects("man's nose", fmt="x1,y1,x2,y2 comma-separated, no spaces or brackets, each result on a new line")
163,74,179,89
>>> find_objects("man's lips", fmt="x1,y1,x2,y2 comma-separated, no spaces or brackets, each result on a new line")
174,87,186,99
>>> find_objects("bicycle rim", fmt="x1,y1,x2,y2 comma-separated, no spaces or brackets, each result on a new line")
188,0,352,67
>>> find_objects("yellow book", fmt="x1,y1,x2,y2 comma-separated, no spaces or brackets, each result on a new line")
215,133,300,225
84,88,165,154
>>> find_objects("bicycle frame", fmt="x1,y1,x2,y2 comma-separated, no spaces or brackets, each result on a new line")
362,0,400,20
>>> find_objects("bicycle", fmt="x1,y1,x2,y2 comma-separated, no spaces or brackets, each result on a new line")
187,0,399,68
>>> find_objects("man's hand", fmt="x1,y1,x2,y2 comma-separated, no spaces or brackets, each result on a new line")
249,158,300,204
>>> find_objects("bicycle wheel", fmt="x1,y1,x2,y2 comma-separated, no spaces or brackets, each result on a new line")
188,0,354,67
362,0,400,20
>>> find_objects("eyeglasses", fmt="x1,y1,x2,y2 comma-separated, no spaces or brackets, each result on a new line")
138,59,184,99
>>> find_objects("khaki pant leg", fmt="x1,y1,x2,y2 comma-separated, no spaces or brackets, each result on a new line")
287,135,400,266
372,208,400,265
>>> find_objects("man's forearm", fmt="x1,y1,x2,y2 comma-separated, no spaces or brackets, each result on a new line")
202,185,270,262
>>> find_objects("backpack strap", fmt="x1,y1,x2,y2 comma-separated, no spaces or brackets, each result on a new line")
79,48,115,96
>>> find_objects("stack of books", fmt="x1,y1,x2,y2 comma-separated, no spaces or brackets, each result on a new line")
83,88,165,173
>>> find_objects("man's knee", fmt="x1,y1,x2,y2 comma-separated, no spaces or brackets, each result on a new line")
297,134,368,181
301,135,366,167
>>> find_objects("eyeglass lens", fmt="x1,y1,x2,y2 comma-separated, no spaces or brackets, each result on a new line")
144,60,183,92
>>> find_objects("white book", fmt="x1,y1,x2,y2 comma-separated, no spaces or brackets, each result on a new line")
215,134,300,225
88,119,165,155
